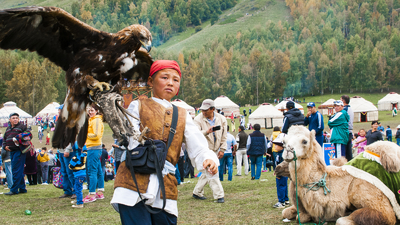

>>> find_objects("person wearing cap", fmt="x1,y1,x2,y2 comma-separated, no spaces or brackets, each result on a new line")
111,60,219,224
304,102,324,146
328,100,349,158
2,113,30,195
272,133,289,208
192,98,226,203
341,95,354,161
282,101,304,134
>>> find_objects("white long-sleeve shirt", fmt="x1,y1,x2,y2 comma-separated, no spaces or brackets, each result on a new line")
111,97,219,217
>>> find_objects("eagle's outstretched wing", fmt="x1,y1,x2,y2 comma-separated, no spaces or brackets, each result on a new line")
0,6,112,71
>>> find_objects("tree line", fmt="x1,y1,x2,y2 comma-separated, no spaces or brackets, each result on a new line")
71,0,237,46
152,0,400,106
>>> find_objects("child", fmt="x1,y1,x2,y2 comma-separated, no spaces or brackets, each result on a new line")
69,150,87,208
272,133,289,208
354,129,367,155
111,60,219,223
37,147,50,185
105,164,115,181
45,131,50,145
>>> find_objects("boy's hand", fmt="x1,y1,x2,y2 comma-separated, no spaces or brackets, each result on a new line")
203,159,218,175
217,151,224,159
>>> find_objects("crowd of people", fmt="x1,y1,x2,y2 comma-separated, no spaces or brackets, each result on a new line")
1,57,400,224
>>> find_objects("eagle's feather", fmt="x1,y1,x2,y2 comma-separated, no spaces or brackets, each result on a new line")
0,6,153,148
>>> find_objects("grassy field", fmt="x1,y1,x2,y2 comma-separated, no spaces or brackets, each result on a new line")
1,92,398,224
157,0,291,53
0,169,310,225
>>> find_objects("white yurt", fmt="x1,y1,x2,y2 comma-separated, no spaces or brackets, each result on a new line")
0,101,33,126
377,92,400,111
36,102,60,118
214,95,240,117
171,99,195,118
249,103,284,128
349,96,379,122
275,100,304,114
318,99,335,115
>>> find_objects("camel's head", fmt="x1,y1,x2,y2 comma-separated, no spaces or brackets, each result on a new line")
283,125,316,162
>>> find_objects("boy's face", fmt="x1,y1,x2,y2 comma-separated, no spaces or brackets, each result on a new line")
147,68,181,101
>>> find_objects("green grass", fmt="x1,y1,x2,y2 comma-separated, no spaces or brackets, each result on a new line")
218,13,244,25
157,0,291,53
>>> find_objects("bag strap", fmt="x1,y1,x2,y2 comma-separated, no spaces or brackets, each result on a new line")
167,105,178,150
126,104,179,214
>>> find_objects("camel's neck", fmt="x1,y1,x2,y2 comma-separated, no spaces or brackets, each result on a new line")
289,151,326,185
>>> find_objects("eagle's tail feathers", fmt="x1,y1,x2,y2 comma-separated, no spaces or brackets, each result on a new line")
77,117,88,149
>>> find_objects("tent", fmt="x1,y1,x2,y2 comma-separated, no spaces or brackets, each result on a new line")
249,103,284,128
214,95,240,117
377,92,400,111
0,101,33,126
275,100,304,114
318,99,335,116
349,96,379,122
171,99,195,118
36,102,60,118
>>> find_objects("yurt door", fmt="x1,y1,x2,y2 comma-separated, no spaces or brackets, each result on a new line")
361,112,367,122
393,103,397,110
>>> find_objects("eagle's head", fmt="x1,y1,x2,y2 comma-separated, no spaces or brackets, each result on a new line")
117,24,152,52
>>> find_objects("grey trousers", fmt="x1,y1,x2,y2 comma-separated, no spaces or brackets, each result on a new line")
40,162,49,183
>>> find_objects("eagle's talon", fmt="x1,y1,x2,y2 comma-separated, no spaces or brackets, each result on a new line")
92,82,112,92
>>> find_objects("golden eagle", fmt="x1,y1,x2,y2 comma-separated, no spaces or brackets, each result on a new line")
0,6,153,148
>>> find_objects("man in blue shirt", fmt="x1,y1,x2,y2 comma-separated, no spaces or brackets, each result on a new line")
246,124,269,180
219,126,237,181
386,126,393,142
304,102,324,146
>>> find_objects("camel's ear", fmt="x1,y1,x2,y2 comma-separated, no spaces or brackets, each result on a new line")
380,149,400,173
310,129,316,142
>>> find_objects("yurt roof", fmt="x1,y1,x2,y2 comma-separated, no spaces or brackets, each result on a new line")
36,102,60,117
0,101,32,119
171,99,195,111
377,92,400,104
275,100,303,110
214,95,239,108
249,103,284,119
318,99,335,109
349,97,378,113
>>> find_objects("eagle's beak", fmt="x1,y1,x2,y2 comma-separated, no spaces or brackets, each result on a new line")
141,40,152,52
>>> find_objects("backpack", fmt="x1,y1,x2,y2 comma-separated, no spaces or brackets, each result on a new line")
52,167,63,189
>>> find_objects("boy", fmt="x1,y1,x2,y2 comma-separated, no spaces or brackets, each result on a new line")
111,60,219,224
69,150,87,208
272,133,289,208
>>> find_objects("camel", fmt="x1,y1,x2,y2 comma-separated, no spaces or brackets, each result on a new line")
281,126,399,225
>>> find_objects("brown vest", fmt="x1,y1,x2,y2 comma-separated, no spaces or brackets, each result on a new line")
114,98,186,200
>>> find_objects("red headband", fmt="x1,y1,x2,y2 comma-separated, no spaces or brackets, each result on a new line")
149,60,182,96
149,60,181,77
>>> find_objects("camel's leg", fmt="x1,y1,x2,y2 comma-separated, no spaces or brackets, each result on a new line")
337,208,387,225
282,205,297,220
348,179,396,225
282,180,310,220
297,212,312,223
336,216,356,225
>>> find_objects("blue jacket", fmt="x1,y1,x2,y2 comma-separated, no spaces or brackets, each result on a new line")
69,151,87,177
386,128,392,137
304,111,324,136
247,131,266,156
